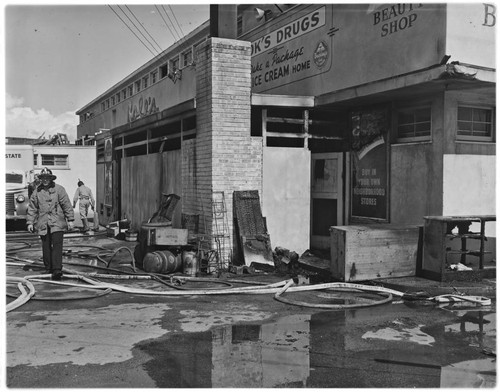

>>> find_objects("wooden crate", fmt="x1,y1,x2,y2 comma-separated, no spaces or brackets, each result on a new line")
330,225,419,281
420,215,496,282
141,223,188,246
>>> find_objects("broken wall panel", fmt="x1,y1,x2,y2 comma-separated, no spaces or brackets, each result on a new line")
234,190,273,266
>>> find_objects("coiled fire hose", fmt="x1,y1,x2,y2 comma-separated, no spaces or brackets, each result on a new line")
6,277,36,312
273,279,393,309
7,254,492,310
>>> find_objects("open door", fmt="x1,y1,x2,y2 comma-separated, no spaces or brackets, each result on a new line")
310,152,344,249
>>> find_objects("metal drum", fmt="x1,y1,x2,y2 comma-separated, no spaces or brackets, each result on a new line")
182,250,199,276
143,250,182,274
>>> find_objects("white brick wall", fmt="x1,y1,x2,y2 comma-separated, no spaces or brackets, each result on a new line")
192,37,262,266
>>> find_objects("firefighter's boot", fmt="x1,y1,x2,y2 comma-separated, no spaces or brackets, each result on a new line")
81,218,89,233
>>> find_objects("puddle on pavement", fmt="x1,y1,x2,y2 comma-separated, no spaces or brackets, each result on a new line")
178,304,274,332
137,306,497,388
7,303,170,367
440,357,496,388
362,323,435,346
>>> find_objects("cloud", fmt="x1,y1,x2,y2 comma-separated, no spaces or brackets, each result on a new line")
6,94,25,109
5,93,79,142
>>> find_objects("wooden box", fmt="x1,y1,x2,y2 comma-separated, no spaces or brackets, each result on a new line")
141,222,188,246
420,215,496,282
330,225,419,281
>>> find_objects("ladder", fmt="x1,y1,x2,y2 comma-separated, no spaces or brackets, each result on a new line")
212,191,231,271
197,191,232,274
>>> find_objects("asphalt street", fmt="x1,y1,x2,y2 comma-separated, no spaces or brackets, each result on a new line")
5,233,497,388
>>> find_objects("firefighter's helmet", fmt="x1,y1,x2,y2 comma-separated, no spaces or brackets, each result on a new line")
39,167,57,181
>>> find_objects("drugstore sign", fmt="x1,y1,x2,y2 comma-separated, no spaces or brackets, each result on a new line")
251,6,332,91
249,4,448,97
251,7,326,55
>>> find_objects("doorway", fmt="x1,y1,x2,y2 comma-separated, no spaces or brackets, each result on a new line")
310,152,344,249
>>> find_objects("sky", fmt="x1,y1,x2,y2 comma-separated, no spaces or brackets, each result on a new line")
4,2,210,142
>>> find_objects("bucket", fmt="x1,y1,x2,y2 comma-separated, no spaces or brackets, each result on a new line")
143,250,182,274
125,230,138,242
106,224,119,238
182,250,199,276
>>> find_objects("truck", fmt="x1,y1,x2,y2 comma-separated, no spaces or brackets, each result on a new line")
6,145,34,222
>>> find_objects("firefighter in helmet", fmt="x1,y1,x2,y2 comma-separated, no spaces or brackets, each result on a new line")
26,167,74,280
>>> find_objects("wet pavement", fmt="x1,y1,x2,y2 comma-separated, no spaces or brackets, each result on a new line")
5,232,497,388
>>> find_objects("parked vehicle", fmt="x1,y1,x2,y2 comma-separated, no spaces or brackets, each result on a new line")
6,145,34,222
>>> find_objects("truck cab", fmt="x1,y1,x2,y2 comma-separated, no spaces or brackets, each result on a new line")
6,145,34,221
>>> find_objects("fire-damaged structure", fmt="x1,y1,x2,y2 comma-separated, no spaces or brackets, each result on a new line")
76,4,495,277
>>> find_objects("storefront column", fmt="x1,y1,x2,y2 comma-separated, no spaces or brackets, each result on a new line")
195,37,262,266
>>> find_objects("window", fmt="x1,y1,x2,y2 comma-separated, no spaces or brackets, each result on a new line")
97,141,105,162
169,57,179,73
457,106,494,141
111,96,115,106
193,38,206,54
116,93,121,103
33,154,38,166
396,105,431,141
143,75,149,89
135,80,141,93
160,64,168,79
122,89,127,100
151,70,158,84
41,154,68,167
105,99,110,109
237,15,243,36
128,85,133,96
182,49,192,67
101,102,105,112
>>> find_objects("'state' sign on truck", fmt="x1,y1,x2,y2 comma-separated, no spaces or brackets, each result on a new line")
6,145,34,221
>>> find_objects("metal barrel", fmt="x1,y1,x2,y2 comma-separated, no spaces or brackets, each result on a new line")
182,250,199,276
143,250,182,274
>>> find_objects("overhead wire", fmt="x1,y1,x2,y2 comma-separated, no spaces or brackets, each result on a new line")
115,4,161,55
155,4,182,42
168,5,185,37
156,4,194,65
123,5,164,54
160,5,183,41
106,3,203,78
107,4,158,57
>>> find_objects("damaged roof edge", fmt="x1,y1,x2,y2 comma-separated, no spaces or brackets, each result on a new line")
315,63,495,107
441,62,496,83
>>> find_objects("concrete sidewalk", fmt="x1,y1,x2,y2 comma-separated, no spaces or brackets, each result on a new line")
8,230,495,300
82,234,497,299
297,252,496,299
374,276,496,298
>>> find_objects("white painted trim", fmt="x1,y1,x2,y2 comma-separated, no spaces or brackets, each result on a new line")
251,93,314,107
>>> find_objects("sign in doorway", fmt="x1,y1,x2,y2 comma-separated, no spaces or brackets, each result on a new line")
350,108,389,221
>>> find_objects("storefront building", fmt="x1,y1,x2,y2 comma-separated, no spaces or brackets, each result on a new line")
76,4,496,264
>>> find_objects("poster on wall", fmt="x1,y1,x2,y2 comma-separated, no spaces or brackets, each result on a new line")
104,137,112,162
104,137,113,207
350,108,388,221
104,162,113,207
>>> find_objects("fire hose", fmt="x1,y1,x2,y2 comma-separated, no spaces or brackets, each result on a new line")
6,277,36,312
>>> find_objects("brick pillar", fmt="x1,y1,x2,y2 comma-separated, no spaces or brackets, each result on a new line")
195,37,262,268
